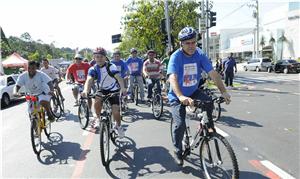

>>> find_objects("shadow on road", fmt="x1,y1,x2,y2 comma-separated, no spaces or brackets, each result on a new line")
104,136,206,179
37,132,89,165
217,116,263,128
240,170,269,179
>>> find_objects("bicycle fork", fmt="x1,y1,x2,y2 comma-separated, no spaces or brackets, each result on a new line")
204,136,223,167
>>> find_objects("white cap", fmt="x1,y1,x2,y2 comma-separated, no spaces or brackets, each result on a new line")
74,53,83,59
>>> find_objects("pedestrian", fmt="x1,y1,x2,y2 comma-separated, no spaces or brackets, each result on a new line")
222,53,237,88
167,27,231,166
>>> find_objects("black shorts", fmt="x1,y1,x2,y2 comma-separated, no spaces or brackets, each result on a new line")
97,90,120,105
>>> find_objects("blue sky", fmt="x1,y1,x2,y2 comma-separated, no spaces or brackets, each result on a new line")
0,0,289,51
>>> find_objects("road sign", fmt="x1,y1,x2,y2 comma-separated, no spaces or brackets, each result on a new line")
112,34,121,43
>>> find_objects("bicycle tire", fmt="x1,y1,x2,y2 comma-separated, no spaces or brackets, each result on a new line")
30,117,42,154
78,100,90,129
134,86,139,105
152,93,163,120
99,122,110,166
50,96,62,118
199,133,239,179
212,102,221,122
56,92,65,112
43,113,52,138
170,117,175,144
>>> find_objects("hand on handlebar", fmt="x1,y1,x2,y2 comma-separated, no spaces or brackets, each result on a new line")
221,92,231,104
179,95,194,106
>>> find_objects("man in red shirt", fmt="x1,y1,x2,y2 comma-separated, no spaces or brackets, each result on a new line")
66,54,91,106
143,50,163,102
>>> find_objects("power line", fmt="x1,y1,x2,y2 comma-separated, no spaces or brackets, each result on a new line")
218,2,249,22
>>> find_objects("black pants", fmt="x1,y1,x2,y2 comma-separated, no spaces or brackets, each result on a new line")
224,71,234,86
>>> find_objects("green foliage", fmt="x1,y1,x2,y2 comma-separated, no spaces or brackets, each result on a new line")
28,51,40,61
46,54,53,60
118,0,200,59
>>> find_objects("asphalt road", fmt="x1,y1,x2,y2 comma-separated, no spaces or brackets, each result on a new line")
1,71,299,178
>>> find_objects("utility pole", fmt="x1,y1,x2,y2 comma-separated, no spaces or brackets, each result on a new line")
256,0,259,58
201,0,206,53
164,0,172,51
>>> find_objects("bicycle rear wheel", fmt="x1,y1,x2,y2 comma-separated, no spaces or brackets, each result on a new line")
43,115,52,138
199,133,239,179
30,116,42,154
99,121,110,166
134,86,139,105
78,100,90,129
152,94,163,120
212,102,221,122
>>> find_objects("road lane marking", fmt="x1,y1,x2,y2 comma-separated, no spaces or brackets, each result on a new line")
261,160,296,179
71,127,96,179
249,160,280,179
215,127,229,137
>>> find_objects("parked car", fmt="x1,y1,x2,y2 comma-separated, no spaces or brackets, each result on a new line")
268,59,300,74
0,74,25,107
243,57,272,72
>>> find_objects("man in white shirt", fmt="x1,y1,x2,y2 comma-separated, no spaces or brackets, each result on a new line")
41,58,64,101
13,61,55,122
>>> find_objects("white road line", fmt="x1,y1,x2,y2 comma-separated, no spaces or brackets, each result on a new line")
215,127,229,137
263,88,280,92
261,160,296,179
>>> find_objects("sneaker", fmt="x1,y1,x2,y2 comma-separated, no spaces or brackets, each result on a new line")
173,151,183,166
116,126,125,138
74,100,79,106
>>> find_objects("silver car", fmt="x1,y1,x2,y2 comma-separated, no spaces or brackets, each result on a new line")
244,58,272,72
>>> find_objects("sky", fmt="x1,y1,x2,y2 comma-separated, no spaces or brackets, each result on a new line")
0,0,290,51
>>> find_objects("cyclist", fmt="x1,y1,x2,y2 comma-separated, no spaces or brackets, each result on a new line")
13,61,55,122
126,48,145,102
81,47,126,137
66,53,91,106
143,49,163,102
111,50,129,87
167,27,231,166
41,58,64,101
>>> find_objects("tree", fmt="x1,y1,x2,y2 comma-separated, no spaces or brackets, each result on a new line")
119,0,200,58
259,35,265,57
28,51,40,61
20,32,32,42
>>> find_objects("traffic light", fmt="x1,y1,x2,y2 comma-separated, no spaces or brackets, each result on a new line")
209,11,216,28
197,42,202,49
112,34,121,43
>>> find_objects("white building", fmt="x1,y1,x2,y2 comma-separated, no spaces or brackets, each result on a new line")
218,2,300,61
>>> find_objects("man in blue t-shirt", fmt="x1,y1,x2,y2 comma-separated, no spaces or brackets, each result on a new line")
111,50,129,87
222,53,237,87
167,27,231,166
126,48,145,101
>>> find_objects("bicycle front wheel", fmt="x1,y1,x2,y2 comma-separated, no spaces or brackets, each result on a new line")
50,96,63,118
212,102,221,122
134,86,139,105
199,133,239,179
99,121,110,166
78,100,89,129
30,117,42,154
152,94,163,120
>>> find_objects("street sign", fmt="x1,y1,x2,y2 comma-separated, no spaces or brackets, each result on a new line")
200,18,206,33
112,34,121,43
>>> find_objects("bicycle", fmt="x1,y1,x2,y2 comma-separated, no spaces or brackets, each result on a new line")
50,86,64,119
120,93,128,116
25,94,52,154
146,78,163,120
130,76,139,105
75,82,92,130
97,91,120,166
170,97,239,179
202,87,224,122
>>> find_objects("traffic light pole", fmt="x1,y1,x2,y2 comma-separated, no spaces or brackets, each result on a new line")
164,0,172,51
201,0,206,54
206,0,209,57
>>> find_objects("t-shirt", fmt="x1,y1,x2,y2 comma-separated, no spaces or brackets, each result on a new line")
88,63,120,91
222,57,236,73
41,65,59,80
126,57,143,76
16,71,52,95
67,62,91,84
111,59,128,78
167,47,213,102
143,59,162,79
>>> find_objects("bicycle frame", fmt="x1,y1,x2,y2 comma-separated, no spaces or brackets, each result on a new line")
26,95,47,134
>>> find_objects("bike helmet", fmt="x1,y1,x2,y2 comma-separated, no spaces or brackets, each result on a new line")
147,49,156,55
130,48,137,53
178,27,197,41
93,47,107,56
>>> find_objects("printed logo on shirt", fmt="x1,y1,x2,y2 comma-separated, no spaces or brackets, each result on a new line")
129,62,139,72
76,70,86,81
183,63,198,87
116,65,121,72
